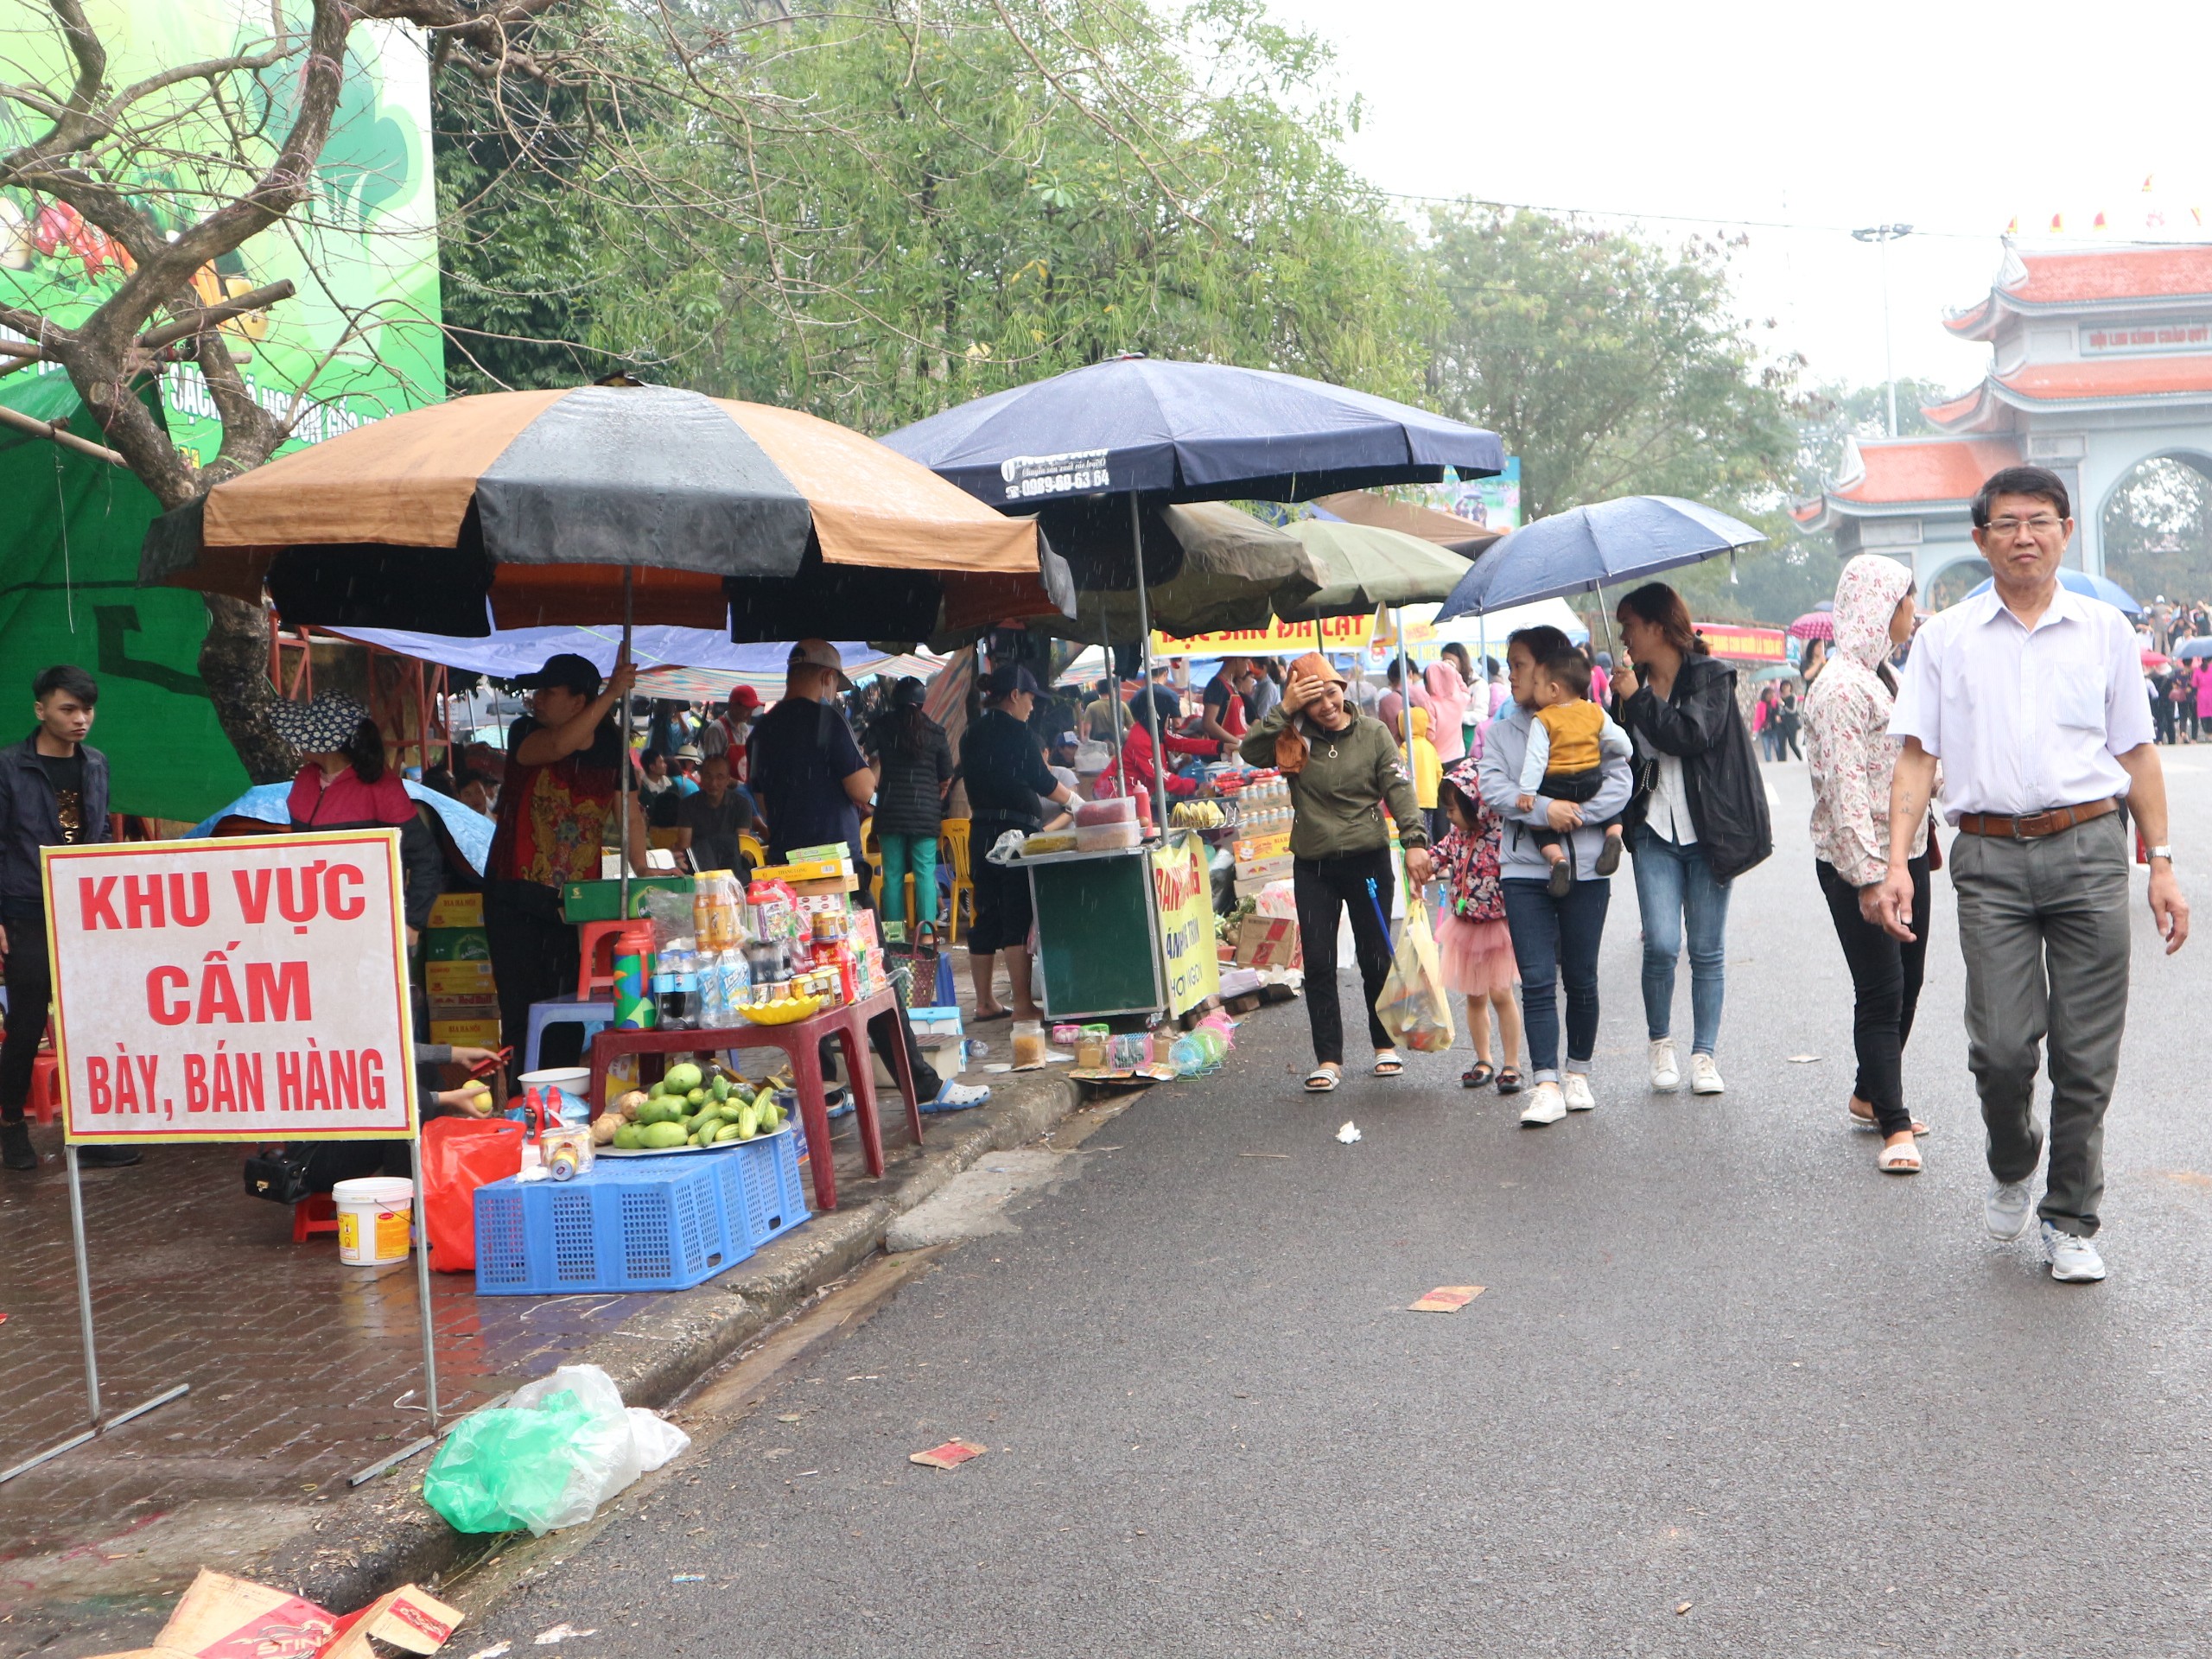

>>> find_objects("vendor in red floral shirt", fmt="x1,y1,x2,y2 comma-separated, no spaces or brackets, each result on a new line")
485,652,651,1060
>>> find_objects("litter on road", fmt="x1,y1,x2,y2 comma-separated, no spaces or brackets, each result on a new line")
909,1440,988,1470
1335,1122,1362,1144
1408,1286,1484,1313
533,1625,595,1646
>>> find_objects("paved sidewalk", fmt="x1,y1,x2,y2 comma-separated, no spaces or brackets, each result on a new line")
0,987,1107,1656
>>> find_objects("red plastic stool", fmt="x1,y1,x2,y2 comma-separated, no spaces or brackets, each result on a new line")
575,919,632,1001
25,1050,59,1126
292,1192,340,1243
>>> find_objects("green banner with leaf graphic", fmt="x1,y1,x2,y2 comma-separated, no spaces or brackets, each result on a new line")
0,4,442,820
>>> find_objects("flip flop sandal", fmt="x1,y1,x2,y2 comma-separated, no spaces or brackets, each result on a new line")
1848,1108,1930,1136
1371,1055,1405,1077
1877,1140,1923,1174
1460,1063,1497,1090
1495,1068,1524,1095
1304,1067,1341,1093
970,1007,1014,1023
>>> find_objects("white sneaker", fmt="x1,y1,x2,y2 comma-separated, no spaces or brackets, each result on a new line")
1689,1053,1725,1096
2043,1222,2107,1283
1561,1073,1596,1112
1648,1038,1680,1092
1519,1081,1567,1127
1985,1179,2034,1241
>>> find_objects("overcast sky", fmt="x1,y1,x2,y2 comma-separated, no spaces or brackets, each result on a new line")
1262,0,2212,406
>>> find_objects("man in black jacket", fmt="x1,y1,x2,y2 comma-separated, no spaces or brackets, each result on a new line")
0,666,137,1171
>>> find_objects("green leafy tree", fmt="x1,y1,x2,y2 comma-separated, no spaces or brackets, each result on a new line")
438,0,1432,428
1423,207,1802,523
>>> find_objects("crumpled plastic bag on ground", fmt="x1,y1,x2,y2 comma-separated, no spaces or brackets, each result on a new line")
423,1363,691,1536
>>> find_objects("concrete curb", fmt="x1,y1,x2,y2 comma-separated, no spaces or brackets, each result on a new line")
251,1066,1080,1611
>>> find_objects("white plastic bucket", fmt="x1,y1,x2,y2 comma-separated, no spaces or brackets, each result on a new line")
334,1175,416,1266
520,1066,592,1126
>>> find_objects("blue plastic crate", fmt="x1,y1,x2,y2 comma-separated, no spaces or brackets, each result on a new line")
474,1154,742,1295
710,1124,810,1252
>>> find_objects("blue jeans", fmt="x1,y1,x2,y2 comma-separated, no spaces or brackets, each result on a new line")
1501,877,1610,1082
1630,825,1731,1056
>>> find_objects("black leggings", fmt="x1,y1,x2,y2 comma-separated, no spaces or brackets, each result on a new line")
1816,855,1930,1136
1293,847,1395,1065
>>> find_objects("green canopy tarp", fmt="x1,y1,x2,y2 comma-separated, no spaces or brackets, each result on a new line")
0,373,248,822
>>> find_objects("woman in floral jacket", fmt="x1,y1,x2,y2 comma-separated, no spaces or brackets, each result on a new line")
1434,752,1524,1093
1802,554,1935,1174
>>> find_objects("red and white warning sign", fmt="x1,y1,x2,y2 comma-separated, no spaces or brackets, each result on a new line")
43,830,418,1142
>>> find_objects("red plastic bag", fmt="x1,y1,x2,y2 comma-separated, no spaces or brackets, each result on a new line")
422,1116,524,1274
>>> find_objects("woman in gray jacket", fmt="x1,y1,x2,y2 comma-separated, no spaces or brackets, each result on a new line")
1477,626,1635,1127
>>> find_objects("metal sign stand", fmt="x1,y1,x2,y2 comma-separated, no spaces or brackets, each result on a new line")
0,1146,190,1485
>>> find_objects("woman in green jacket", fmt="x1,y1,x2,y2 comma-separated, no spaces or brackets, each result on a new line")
1241,652,1434,1092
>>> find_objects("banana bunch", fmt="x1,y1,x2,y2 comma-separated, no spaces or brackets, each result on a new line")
1171,800,1226,829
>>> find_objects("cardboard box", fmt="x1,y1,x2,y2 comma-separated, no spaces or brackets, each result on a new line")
1231,830,1292,865
419,926,491,964
430,1017,501,1050
1234,852,1295,889
1234,916,1302,970
424,892,483,931
86,1567,462,1659
561,875,693,922
423,961,497,1015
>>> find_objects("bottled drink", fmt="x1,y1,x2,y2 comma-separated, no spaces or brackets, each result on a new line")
654,944,696,1029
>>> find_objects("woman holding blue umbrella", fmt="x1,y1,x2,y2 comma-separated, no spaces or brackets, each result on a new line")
1611,583,1771,1098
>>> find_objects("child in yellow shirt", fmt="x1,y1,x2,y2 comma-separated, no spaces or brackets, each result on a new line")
1516,647,1630,895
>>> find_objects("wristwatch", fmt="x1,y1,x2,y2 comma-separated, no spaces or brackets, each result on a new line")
2149,845,2175,862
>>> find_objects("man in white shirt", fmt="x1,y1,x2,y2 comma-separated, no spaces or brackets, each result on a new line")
1876,467,2188,1283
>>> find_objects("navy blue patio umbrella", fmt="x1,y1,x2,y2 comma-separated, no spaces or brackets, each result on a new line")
882,354,1503,823
1437,496,1767,649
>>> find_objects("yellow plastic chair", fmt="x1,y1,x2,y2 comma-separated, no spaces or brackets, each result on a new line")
939,817,975,944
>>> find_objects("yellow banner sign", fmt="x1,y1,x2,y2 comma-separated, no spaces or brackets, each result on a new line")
1152,830,1220,1017
1154,612,1437,658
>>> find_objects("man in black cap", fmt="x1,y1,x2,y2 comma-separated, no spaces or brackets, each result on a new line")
960,664,1073,1023
752,641,989,1112
485,651,650,1061
0,666,134,1172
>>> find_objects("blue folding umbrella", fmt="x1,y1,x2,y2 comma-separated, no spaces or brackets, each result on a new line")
1438,495,1767,623
1963,568,2142,618
2175,637,2212,659
883,354,1502,822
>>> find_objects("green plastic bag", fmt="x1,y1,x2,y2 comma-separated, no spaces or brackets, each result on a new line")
423,1390,601,1535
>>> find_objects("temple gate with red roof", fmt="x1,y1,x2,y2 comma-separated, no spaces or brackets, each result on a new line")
1795,242,2212,591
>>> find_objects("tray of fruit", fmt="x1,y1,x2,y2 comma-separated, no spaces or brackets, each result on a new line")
593,1059,792,1154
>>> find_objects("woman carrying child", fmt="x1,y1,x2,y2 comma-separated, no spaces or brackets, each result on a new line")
1435,753,1525,1094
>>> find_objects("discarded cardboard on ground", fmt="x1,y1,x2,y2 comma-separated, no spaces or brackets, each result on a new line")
909,1439,988,1470
88,1568,461,1659
1409,1285,1485,1313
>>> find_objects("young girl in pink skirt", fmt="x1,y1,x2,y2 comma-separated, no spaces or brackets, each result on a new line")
1434,753,1524,1092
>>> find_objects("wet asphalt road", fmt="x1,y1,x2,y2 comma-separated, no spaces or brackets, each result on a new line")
463,757,2212,1657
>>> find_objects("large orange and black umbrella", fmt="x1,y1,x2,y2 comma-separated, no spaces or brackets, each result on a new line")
139,381,1071,640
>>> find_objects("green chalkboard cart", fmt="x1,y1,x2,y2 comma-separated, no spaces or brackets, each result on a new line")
1023,830,1218,1020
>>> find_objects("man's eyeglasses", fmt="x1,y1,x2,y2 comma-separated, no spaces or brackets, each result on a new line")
1984,515,2064,537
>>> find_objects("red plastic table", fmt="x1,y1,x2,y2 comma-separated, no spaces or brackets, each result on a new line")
585,987,922,1211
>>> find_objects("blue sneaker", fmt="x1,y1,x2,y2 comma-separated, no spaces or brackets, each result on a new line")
823,1085,854,1121
924,1079,991,1114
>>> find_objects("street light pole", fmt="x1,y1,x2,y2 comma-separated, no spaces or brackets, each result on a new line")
1852,223,1914,437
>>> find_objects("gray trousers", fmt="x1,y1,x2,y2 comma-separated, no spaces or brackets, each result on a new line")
1950,810,2132,1237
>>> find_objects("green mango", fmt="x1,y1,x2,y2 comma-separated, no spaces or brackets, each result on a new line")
641,1121,687,1149
612,1123,643,1150
664,1061,704,1093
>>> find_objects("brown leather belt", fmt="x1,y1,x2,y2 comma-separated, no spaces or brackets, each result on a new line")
1955,798,2119,840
